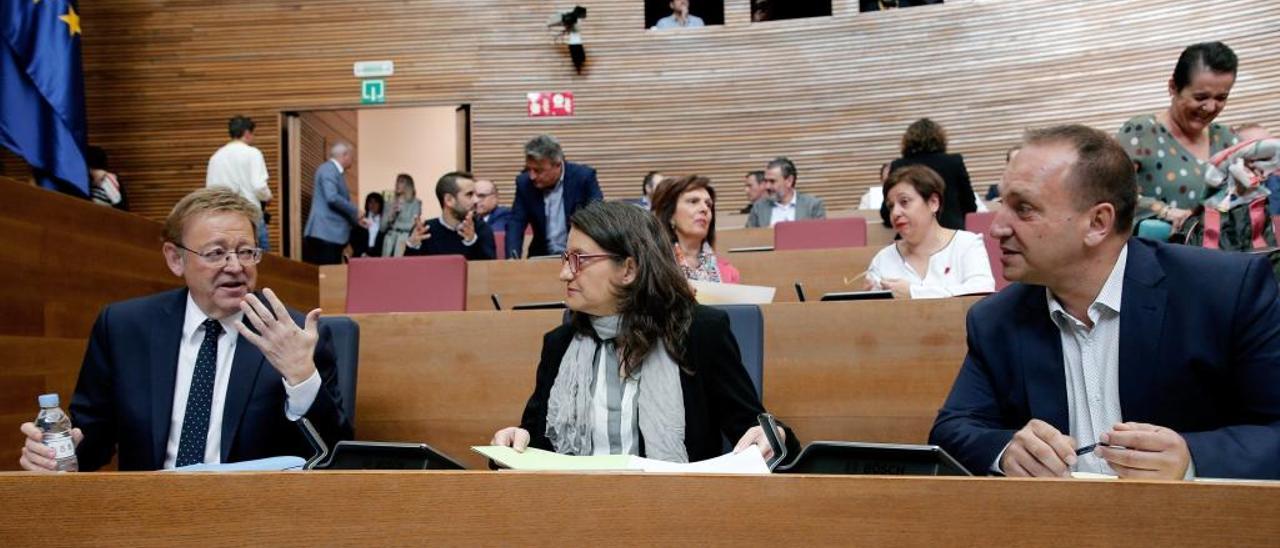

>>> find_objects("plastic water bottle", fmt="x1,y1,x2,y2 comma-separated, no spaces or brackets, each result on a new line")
35,393,78,472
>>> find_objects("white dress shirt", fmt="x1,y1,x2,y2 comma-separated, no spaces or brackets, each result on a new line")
164,294,321,468
1047,246,1127,475
205,141,271,209
769,193,798,226
867,230,994,298
365,213,381,248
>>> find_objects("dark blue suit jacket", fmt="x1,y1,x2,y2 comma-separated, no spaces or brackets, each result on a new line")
929,238,1280,479
69,288,353,471
483,206,513,235
506,161,603,258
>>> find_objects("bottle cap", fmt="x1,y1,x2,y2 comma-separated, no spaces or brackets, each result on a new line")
38,393,59,408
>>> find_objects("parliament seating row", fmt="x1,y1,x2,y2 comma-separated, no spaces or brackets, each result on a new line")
320,246,882,314
349,298,976,470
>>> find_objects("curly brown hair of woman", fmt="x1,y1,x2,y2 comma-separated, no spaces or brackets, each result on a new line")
568,200,696,376
900,117,948,157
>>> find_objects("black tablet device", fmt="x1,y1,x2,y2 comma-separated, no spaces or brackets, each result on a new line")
511,301,567,310
774,441,970,476
320,440,466,470
298,417,466,470
728,246,775,253
819,290,893,301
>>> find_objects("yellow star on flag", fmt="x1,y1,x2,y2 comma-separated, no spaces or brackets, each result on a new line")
59,5,81,36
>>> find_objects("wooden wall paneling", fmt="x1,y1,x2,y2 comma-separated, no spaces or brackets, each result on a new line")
0,149,31,181
351,298,974,469
352,310,564,469
467,259,566,311
762,298,976,445
0,178,318,338
78,1,1280,240
733,247,881,302
296,110,359,252
0,336,87,469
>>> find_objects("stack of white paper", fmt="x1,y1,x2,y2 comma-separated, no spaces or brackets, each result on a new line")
473,445,770,475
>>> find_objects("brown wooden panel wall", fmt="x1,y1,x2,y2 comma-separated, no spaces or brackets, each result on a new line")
351,299,973,470
74,0,1280,242
297,110,359,245
0,179,320,340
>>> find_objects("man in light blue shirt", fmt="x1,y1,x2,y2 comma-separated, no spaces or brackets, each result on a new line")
654,0,704,29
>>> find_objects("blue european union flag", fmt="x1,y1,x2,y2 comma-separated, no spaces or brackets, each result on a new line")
1,0,88,197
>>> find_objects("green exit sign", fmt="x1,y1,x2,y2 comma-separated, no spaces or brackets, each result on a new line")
361,79,385,104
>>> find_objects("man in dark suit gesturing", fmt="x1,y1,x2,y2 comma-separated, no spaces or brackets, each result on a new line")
19,188,352,471
505,134,603,258
929,125,1280,480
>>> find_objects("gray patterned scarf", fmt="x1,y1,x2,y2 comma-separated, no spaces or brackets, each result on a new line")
545,314,688,462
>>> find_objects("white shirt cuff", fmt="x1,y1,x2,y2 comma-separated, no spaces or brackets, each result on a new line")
1184,458,1196,480
991,442,1010,475
282,369,322,421
462,234,478,246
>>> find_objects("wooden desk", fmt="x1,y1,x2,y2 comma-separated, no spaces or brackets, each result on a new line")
732,247,880,302
351,300,975,470
319,247,886,313
717,210,896,250
0,472,1275,546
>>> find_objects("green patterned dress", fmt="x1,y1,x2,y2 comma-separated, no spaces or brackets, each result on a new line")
1118,114,1239,213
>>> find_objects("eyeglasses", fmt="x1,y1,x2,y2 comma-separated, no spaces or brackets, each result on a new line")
560,251,619,276
174,243,263,266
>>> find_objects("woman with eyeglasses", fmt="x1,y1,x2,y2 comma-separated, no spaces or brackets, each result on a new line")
491,201,796,463
649,175,740,284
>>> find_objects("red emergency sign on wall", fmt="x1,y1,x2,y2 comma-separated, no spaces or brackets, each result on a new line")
527,92,575,117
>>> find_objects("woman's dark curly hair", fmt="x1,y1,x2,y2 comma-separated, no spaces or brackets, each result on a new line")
568,200,696,376
900,118,948,157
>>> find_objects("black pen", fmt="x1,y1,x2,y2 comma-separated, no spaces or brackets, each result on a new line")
1075,442,1124,455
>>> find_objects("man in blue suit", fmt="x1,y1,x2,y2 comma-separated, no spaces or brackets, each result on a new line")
930,125,1280,480
505,135,603,258
19,188,352,471
303,142,367,265
474,178,512,233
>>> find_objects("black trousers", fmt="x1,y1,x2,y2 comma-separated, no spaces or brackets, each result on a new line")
303,236,346,265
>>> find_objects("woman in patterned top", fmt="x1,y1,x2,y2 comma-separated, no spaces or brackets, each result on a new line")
1118,41,1240,237
649,175,740,284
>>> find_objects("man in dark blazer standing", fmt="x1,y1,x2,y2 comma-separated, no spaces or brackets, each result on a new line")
19,188,352,471
505,134,603,258
929,125,1280,480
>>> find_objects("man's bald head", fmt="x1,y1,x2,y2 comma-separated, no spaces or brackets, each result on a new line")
474,179,500,216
